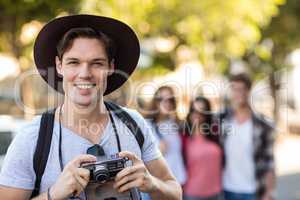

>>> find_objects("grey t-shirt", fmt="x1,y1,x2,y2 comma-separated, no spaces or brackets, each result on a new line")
0,108,162,199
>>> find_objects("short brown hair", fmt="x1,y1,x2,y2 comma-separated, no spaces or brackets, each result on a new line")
229,73,252,89
56,27,116,62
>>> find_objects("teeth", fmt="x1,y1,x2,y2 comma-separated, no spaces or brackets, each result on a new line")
75,83,95,89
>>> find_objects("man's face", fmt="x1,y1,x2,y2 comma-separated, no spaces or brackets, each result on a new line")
56,37,114,107
229,81,250,107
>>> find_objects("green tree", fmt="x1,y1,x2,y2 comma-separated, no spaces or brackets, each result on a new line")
244,0,300,121
81,0,285,114
82,0,284,75
0,0,81,117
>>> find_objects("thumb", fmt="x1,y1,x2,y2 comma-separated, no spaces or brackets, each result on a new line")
69,154,97,167
118,151,140,164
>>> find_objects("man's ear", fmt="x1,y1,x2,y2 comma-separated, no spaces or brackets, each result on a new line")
55,56,63,77
108,59,115,76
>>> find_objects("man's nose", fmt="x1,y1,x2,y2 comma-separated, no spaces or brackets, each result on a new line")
78,63,92,78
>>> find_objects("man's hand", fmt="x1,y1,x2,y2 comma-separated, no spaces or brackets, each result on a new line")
113,151,154,193
262,170,276,200
49,154,96,200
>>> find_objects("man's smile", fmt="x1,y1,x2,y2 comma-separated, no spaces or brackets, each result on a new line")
74,83,97,90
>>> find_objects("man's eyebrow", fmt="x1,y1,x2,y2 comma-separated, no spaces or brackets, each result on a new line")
65,57,79,61
91,58,108,62
64,57,108,61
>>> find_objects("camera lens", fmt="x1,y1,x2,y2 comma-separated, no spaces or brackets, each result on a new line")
94,165,109,183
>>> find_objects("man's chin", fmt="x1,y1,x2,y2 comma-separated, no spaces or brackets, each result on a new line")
76,101,93,107
65,91,103,107
71,97,99,108
233,102,249,108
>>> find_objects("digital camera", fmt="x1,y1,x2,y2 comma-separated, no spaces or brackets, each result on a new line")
81,156,129,183
81,155,142,200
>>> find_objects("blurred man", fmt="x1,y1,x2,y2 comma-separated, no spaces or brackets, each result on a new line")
219,73,276,200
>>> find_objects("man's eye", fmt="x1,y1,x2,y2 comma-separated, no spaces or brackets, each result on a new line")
67,61,79,65
93,63,104,67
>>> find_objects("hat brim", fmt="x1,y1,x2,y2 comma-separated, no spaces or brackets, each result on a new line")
34,14,140,95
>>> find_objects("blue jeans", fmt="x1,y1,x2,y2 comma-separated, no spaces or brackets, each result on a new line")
141,192,152,200
224,191,256,200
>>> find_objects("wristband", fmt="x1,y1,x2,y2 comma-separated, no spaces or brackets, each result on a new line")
47,187,52,200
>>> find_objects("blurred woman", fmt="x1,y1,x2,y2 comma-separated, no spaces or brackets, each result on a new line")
182,96,223,200
147,86,187,185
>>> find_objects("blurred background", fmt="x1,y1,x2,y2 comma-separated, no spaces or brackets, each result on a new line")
0,0,299,199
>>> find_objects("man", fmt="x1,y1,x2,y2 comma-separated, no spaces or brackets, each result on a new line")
0,15,182,200
219,74,276,200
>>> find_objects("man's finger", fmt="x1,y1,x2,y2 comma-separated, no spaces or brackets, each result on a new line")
114,173,140,189
71,175,87,197
75,174,88,190
118,151,141,164
118,179,142,193
76,168,90,181
115,165,140,182
69,154,97,167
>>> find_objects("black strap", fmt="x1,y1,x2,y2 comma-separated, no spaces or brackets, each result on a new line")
31,109,55,198
32,102,144,197
104,101,144,149
107,108,122,152
58,106,64,171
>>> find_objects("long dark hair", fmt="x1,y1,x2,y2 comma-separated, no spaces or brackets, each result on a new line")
184,96,219,145
146,86,180,124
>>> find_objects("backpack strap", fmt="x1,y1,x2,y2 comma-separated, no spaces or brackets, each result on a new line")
104,101,144,149
31,109,56,198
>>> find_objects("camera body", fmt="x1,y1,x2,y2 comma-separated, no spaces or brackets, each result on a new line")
81,156,129,183
81,155,142,200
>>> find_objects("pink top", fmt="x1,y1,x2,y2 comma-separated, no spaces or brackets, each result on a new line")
183,135,222,197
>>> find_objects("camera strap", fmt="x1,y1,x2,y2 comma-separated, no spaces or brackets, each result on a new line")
58,103,124,170
107,105,122,153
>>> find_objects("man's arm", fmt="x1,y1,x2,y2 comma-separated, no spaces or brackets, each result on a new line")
262,125,276,200
0,186,54,200
115,151,182,200
0,187,32,200
0,154,96,200
145,156,182,200
263,170,276,199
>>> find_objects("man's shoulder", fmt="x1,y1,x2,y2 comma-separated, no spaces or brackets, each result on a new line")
118,107,146,123
215,107,233,120
115,106,151,135
20,115,42,131
0,115,43,190
252,112,275,131
14,115,42,142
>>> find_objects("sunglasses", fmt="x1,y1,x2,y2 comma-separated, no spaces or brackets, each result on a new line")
86,144,105,156
190,107,207,115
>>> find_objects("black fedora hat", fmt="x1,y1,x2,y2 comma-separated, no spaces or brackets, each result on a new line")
34,14,140,95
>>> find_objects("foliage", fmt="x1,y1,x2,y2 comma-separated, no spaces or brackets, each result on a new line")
82,0,284,74
0,0,81,67
254,0,300,72
0,0,82,116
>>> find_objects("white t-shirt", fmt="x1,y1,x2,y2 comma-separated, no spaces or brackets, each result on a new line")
223,118,257,193
0,108,162,199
